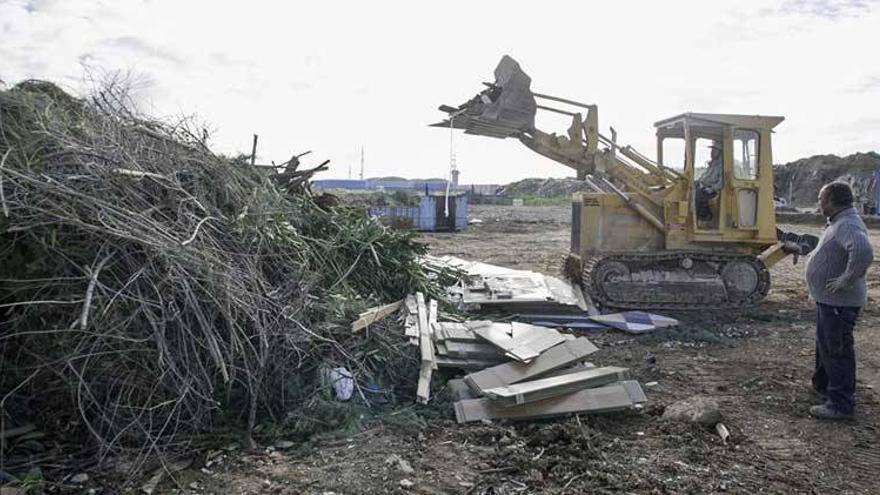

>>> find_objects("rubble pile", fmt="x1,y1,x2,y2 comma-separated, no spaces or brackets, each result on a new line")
0,81,435,476
393,291,647,422
498,177,595,198
349,257,660,424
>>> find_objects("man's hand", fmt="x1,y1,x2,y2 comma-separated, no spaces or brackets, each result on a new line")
825,276,848,293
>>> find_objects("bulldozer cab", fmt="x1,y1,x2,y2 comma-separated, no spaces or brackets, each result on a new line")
654,113,783,245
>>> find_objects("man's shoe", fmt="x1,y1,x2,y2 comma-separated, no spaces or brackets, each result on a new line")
809,404,854,420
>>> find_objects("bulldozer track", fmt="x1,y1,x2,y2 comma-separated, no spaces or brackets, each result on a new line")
582,251,771,311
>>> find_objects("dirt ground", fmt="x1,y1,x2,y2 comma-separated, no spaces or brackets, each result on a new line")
180,205,879,495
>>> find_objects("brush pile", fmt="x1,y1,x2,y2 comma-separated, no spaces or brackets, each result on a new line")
0,81,431,476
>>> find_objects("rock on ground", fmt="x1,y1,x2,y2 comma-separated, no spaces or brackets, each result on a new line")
662,396,723,426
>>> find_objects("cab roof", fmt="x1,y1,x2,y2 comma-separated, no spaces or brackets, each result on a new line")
654,113,784,139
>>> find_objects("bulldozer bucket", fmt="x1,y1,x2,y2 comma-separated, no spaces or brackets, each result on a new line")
432,55,537,138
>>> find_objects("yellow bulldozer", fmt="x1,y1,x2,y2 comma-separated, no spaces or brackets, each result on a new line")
434,56,817,310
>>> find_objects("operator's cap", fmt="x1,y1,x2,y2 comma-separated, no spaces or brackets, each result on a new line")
708,141,722,150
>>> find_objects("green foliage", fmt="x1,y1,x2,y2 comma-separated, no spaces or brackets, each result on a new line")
519,194,571,206
0,80,439,476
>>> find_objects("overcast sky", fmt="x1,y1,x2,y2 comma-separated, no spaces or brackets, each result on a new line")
2,0,878,183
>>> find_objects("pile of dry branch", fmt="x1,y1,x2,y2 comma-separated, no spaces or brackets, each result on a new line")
0,81,431,477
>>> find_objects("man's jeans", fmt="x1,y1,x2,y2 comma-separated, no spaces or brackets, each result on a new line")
812,303,860,414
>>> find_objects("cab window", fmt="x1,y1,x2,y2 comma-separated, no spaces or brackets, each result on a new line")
661,138,685,171
733,130,759,180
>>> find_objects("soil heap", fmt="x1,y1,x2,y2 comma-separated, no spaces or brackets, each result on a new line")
774,152,880,208
499,177,595,197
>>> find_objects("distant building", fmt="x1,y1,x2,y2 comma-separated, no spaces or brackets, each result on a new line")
311,179,370,190
311,177,503,196
312,177,449,192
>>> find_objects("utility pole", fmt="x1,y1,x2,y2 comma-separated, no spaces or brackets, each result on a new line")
250,134,258,166
359,145,364,180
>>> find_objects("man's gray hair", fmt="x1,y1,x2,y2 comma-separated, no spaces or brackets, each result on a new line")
822,181,854,208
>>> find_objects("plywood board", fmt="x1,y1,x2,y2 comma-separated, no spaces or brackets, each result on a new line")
464,338,598,395
435,323,480,343
435,342,448,356
482,366,630,406
507,322,566,357
447,378,478,401
453,380,646,423
471,322,539,363
436,356,507,370
444,341,507,360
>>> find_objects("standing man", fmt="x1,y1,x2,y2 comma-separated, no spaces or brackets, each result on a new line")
805,182,873,419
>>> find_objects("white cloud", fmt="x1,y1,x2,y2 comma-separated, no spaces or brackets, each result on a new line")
1,0,878,182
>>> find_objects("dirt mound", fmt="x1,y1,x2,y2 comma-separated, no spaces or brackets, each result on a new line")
774,152,880,207
499,177,594,197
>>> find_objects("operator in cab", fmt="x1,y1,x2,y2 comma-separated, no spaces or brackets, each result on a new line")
696,141,723,221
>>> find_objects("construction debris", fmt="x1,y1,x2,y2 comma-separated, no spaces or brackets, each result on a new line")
401,288,646,420
323,367,355,401
351,300,404,332
463,338,599,395
716,423,731,445
454,381,647,423
416,292,436,404
466,321,566,363
481,366,630,406
422,255,587,313
589,311,679,334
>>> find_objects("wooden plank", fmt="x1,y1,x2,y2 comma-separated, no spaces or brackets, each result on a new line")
464,337,598,395
454,380,646,423
531,321,607,330
482,366,630,406
436,356,507,370
435,341,448,355
428,300,438,331
416,363,433,404
416,293,432,365
416,293,435,403
404,294,419,337
447,378,478,401
471,322,539,363
507,322,566,358
434,322,480,343
542,361,594,377
514,313,596,322
351,299,403,332
428,299,439,370
444,341,507,360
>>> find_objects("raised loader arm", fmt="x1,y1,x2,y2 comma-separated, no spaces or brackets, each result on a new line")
432,55,677,232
